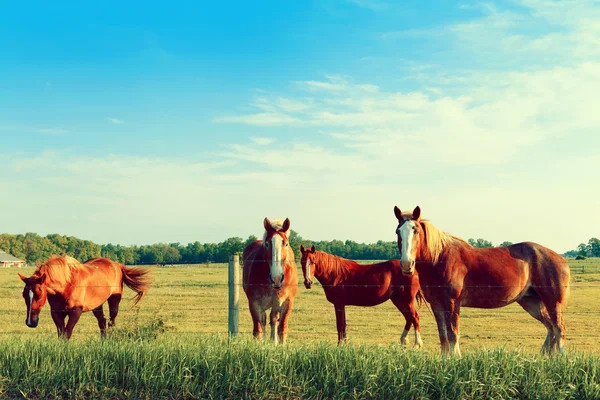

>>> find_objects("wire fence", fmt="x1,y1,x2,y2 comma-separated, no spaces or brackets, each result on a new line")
2,260,599,350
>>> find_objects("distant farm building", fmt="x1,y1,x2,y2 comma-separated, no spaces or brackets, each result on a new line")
0,251,24,267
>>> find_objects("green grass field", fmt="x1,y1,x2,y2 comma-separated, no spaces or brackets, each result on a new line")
2,258,599,352
1,258,599,398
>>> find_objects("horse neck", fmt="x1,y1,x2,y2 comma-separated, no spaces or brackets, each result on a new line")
418,220,461,265
313,252,352,285
38,265,73,296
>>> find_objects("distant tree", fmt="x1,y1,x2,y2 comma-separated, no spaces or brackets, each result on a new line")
564,249,578,258
468,238,493,248
164,246,181,264
499,241,513,247
588,238,600,257
577,242,589,257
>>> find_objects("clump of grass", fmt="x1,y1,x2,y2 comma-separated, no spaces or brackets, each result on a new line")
0,337,599,399
108,309,175,342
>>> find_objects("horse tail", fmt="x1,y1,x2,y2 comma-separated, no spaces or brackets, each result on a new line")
416,287,433,317
121,265,154,307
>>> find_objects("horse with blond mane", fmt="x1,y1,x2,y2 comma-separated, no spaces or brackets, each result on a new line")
18,255,153,339
243,218,298,344
300,244,424,346
393,205,570,356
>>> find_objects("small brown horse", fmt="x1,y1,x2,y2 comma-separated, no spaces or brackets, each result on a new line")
18,255,153,339
243,217,298,344
393,205,571,356
300,245,424,347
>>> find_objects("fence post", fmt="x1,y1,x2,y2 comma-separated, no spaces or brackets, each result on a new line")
228,254,240,338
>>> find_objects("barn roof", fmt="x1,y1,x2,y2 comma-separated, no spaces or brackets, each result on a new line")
0,251,23,263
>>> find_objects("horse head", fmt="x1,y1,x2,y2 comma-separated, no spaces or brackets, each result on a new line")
300,244,317,289
394,205,422,276
263,217,292,289
18,272,48,328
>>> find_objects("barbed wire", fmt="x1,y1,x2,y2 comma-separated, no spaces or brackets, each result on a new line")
2,307,600,314
4,282,599,289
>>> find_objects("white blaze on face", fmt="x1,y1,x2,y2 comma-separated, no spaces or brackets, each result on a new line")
27,289,34,325
305,258,311,280
398,221,416,266
270,235,284,284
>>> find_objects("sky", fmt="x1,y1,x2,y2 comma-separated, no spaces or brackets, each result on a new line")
1,0,599,253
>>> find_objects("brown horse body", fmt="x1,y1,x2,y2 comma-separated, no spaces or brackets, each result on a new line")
394,206,570,356
243,218,298,344
19,255,152,339
300,245,424,347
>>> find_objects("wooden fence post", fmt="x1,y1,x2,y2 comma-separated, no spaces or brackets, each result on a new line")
228,254,240,338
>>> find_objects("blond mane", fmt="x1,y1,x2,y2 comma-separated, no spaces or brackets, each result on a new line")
36,255,87,285
419,220,466,264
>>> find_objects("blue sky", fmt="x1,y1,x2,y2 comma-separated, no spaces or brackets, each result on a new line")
1,0,599,252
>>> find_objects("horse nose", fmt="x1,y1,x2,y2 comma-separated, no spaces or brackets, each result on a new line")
400,260,415,275
304,280,312,289
270,273,284,288
26,320,38,328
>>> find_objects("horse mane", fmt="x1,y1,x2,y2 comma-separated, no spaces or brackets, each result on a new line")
314,251,353,281
262,218,290,241
36,255,87,285
420,220,468,264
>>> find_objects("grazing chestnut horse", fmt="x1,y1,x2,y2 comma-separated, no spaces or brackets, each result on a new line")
243,218,298,344
300,244,424,347
18,255,153,339
393,205,571,356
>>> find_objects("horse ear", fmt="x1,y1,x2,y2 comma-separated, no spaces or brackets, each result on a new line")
300,244,305,254
311,245,316,253
282,218,291,233
413,206,421,220
264,217,273,233
18,273,28,283
394,206,403,221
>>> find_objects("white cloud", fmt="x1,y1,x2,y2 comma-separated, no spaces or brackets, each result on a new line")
107,117,125,124
250,137,275,145
214,112,299,126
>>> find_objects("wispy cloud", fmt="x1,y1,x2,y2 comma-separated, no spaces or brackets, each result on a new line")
38,128,69,135
214,112,299,126
107,117,125,125
250,137,275,145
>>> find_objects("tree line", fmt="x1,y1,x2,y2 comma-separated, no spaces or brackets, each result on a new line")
564,238,600,258
1,232,594,266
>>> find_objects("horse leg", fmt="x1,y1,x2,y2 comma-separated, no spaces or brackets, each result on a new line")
392,296,418,347
92,305,108,338
432,306,450,356
533,287,567,354
547,302,566,354
270,309,281,344
517,292,555,354
334,304,347,344
445,300,461,357
249,304,266,340
107,294,122,328
278,299,294,344
51,310,67,339
64,307,83,340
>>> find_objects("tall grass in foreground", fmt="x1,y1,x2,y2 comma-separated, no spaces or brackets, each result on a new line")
1,336,599,400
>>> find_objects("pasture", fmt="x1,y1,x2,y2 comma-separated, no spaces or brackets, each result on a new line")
2,258,599,352
0,258,599,398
